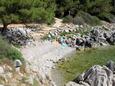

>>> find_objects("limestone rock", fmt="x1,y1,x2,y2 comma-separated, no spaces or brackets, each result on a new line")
5,27,33,45
0,66,4,74
66,81,83,86
106,60,115,72
0,85,4,86
67,64,115,86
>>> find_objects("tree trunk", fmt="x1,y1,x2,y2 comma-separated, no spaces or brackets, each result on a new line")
1,24,8,35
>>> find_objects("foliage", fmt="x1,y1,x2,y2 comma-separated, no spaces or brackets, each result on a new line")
73,16,85,25
81,0,112,13
55,0,80,17
56,0,114,24
77,11,101,25
57,46,115,83
98,12,115,23
0,0,56,29
0,36,23,61
0,0,114,27
63,15,73,23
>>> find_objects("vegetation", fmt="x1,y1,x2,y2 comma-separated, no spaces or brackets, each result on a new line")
54,0,114,24
58,46,115,83
0,0,55,32
0,0,115,31
0,36,23,61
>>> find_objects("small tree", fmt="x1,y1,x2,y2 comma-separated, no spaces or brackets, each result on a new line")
0,0,55,32
55,0,80,17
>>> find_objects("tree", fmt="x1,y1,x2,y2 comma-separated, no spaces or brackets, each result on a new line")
0,0,56,32
79,0,112,15
55,0,80,17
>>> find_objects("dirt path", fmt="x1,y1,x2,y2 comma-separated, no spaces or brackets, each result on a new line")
21,40,75,86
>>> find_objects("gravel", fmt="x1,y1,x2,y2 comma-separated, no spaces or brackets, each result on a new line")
21,40,75,86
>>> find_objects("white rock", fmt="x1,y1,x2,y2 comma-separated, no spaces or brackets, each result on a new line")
0,84,4,86
14,59,22,68
0,66,4,74
66,81,83,86
100,42,108,46
6,72,13,78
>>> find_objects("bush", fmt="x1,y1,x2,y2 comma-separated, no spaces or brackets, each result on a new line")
77,11,101,25
98,12,115,23
0,36,23,61
73,16,85,25
62,11,101,25
63,15,73,23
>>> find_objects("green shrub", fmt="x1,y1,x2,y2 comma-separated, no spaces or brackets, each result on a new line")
0,36,23,61
63,15,73,23
77,11,101,25
98,12,115,23
73,16,85,25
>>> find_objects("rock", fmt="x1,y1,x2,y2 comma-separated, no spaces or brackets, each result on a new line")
74,73,85,82
113,75,115,86
103,32,110,38
100,42,108,46
70,65,114,86
80,81,90,86
14,59,22,68
76,38,84,46
84,65,113,86
66,81,90,86
18,28,27,37
0,84,4,86
66,81,83,86
90,29,100,41
106,60,115,73
84,38,93,48
0,66,4,74
5,27,32,45
63,29,68,33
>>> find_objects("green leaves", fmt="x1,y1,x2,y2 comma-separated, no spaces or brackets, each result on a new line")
0,0,114,26
0,0,55,26
0,36,22,61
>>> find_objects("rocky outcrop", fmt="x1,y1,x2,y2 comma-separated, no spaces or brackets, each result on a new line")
46,24,115,49
4,27,33,45
0,59,40,86
66,61,115,86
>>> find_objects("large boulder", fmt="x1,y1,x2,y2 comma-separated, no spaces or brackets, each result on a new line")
82,65,113,86
90,29,100,42
106,31,115,45
76,38,84,46
67,64,115,86
106,60,115,73
66,81,85,86
84,37,93,48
